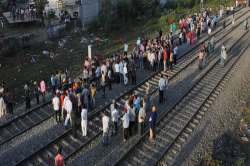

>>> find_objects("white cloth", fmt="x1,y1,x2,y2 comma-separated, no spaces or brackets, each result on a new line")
221,46,227,60
63,96,72,113
0,97,6,118
138,107,146,123
63,96,72,126
81,108,88,136
52,96,60,111
102,115,110,133
124,43,128,52
122,112,130,129
111,109,119,122
114,63,119,73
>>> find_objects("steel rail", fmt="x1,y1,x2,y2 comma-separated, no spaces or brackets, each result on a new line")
113,28,249,166
15,10,250,166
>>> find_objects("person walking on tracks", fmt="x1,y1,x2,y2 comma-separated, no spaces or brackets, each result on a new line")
244,18,248,31
81,104,88,137
138,101,146,136
55,146,65,166
39,79,46,103
173,44,178,65
111,101,119,136
33,81,40,105
198,50,204,70
63,94,73,128
220,44,227,66
158,74,167,104
100,71,106,97
0,93,7,118
122,109,130,142
149,105,157,142
24,83,31,110
52,92,60,123
102,112,110,146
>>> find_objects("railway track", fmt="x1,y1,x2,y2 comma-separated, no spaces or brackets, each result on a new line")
0,8,248,149
13,10,250,166
113,27,249,166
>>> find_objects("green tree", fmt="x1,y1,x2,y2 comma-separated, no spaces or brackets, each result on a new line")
34,0,48,26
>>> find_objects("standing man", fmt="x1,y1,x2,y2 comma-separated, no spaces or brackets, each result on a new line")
102,112,110,146
24,83,31,110
52,93,60,123
124,41,128,56
149,105,157,142
100,71,106,97
220,44,227,66
111,102,119,136
81,104,88,136
158,74,166,104
114,61,120,83
39,79,46,103
122,110,130,142
55,146,64,166
0,93,6,118
63,94,72,128
173,44,178,65
33,81,40,105
138,102,146,136
244,18,248,30
123,63,128,86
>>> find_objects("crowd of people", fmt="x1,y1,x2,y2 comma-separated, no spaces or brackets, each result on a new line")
0,4,244,165
10,4,37,21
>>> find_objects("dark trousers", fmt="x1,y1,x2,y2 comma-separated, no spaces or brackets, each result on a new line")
123,128,129,140
129,121,135,136
7,104,13,114
26,97,31,110
41,92,45,102
170,62,173,70
102,132,109,146
131,74,136,85
107,79,112,90
115,72,120,83
102,85,106,97
35,94,39,105
138,122,144,136
159,90,164,103
111,121,118,136
173,54,177,65
55,110,60,123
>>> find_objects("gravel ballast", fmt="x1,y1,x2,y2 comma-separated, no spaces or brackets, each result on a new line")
169,33,250,166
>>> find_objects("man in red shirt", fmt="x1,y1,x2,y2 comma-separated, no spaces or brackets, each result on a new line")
55,147,64,166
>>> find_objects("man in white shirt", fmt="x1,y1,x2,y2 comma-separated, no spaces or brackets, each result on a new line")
114,62,120,83
122,111,130,142
102,112,110,146
124,42,128,55
111,101,119,136
63,95,73,127
119,61,124,84
136,37,141,48
158,74,166,104
123,64,128,86
52,93,60,123
81,106,88,136
138,102,146,136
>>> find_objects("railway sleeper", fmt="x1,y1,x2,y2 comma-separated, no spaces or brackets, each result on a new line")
135,147,157,161
142,142,162,154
